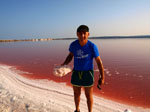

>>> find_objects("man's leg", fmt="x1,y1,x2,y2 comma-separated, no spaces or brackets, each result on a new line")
84,86,93,112
73,86,81,112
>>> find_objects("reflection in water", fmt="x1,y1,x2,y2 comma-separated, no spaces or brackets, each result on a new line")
0,39,150,107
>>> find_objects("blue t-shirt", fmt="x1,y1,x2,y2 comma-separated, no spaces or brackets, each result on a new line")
69,40,99,71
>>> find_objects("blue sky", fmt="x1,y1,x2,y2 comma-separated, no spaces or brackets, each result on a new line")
0,0,150,39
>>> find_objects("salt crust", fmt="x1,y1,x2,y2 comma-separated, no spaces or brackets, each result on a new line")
0,64,149,112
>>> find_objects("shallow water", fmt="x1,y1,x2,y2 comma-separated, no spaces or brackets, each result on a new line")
0,38,150,108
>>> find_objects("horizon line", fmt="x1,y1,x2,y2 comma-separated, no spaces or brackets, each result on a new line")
0,35,150,42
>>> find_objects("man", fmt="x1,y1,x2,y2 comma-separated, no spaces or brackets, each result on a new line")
62,25,104,112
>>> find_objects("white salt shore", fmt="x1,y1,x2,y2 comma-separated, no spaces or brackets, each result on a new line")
0,64,149,112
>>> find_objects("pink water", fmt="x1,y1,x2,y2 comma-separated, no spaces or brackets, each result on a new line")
0,39,150,108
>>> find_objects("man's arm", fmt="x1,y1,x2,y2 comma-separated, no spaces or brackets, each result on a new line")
62,52,74,66
95,56,104,84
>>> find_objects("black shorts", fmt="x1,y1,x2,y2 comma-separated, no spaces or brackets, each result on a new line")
71,70,94,87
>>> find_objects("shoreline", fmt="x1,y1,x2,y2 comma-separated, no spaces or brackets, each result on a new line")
0,64,150,112
18,65,150,109
0,35,150,43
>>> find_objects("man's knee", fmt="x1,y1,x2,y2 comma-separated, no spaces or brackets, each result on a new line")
73,86,81,97
85,92,92,99
74,90,81,97
84,87,93,99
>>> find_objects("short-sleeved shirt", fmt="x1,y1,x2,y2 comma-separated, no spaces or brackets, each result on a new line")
69,39,99,71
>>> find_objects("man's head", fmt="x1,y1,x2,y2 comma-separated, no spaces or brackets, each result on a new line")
77,25,90,42
77,25,89,33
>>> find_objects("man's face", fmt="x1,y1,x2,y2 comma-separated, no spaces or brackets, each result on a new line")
77,31,89,42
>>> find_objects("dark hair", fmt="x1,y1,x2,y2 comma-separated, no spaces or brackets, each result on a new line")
77,25,89,32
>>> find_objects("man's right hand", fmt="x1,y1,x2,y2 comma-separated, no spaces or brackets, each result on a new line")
97,78,104,90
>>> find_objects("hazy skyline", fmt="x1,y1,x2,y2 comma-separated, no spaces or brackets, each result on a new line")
0,0,150,39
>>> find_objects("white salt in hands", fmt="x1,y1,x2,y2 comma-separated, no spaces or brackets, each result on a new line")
53,65,72,77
